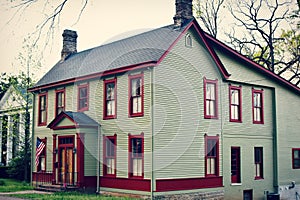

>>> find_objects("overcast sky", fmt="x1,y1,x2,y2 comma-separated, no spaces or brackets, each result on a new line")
0,0,175,79
0,0,297,80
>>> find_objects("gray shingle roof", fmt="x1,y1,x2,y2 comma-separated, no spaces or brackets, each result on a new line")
64,111,99,126
34,24,185,89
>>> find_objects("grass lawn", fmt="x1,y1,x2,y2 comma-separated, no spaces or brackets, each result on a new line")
10,192,138,200
0,179,33,192
0,179,139,199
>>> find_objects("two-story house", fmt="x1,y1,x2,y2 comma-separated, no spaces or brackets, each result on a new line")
0,85,32,167
29,0,300,199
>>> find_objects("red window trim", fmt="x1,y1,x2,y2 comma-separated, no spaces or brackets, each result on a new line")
229,85,242,123
292,148,300,169
55,88,66,117
254,147,264,179
252,88,264,124
38,93,48,126
128,133,144,179
77,83,89,112
103,134,117,177
231,146,241,183
37,137,47,172
128,73,144,117
203,78,218,119
103,78,117,120
204,134,219,177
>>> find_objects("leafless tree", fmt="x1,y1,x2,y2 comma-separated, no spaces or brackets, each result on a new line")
225,0,300,87
194,0,225,38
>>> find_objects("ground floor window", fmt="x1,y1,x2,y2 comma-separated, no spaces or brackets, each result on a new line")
231,146,241,183
103,135,117,176
292,148,300,169
243,190,253,200
129,133,144,178
205,135,219,176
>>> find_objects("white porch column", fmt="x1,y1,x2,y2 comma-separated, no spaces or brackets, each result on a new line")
0,116,2,165
19,112,25,151
6,115,12,163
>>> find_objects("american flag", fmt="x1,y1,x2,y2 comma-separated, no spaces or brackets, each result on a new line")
35,137,45,166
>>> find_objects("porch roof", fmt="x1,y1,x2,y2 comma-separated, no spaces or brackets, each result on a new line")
47,111,99,129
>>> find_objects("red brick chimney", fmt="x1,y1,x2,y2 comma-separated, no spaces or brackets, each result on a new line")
61,29,78,61
173,0,193,28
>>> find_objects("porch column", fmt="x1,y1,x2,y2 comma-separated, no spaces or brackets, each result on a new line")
6,115,12,163
0,116,2,164
18,113,25,152
52,134,57,184
76,133,84,187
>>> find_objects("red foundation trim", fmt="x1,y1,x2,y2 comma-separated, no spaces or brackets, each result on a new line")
100,177,150,192
156,176,223,192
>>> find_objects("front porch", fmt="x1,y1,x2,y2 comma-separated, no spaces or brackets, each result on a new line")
32,171,79,192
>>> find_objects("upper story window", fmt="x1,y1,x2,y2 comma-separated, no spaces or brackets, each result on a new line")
78,83,89,112
129,74,144,117
55,89,65,116
103,135,117,177
292,148,300,169
252,89,264,124
229,85,242,122
205,135,219,177
185,34,192,47
129,133,144,178
38,93,47,126
254,147,264,179
104,79,117,119
204,78,218,119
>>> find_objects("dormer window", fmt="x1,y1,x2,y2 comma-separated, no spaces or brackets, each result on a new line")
185,34,192,47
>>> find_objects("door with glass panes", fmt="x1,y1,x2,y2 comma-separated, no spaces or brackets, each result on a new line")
58,136,74,185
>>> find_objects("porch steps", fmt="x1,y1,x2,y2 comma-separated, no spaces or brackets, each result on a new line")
35,184,79,192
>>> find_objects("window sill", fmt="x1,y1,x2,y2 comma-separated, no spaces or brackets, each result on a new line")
38,123,47,127
230,119,242,123
129,113,144,118
255,177,264,180
103,116,117,120
231,183,242,186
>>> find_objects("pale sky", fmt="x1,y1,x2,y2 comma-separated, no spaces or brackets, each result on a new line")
0,0,175,79
0,0,297,81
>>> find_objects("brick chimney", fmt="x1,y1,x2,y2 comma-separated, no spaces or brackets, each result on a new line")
61,29,78,61
173,0,193,28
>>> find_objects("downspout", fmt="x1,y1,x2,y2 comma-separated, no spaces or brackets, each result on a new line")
220,81,224,186
272,89,279,193
96,124,101,194
30,93,36,185
150,67,155,199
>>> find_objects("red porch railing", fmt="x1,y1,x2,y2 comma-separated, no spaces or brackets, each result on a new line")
32,171,78,187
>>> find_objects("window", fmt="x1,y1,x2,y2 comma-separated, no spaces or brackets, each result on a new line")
231,147,241,183
252,89,264,124
243,190,253,200
204,78,218,119
129,74,144,117
185,34,192,47
78,84,89,111
104,79,117,119
129,134,144,178
292,148,300,169
229,85,242,122
55,89,65,116
254,147,264,179
103,135,116,176
37,138,47,171
205,135,219,176
38,93,47,126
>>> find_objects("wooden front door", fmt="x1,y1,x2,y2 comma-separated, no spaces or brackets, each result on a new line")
58,136,74,185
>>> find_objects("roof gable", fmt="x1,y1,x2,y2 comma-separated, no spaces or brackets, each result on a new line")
0,85,26,112
47,111,99,130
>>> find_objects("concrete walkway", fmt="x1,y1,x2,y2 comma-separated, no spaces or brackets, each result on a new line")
0,190,53,200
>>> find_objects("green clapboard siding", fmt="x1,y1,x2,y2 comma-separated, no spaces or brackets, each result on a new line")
153,27,223,179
